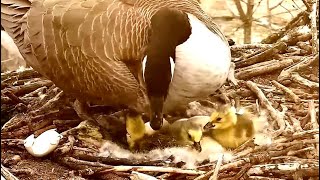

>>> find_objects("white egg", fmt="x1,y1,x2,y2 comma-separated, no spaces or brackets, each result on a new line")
24,129,63,157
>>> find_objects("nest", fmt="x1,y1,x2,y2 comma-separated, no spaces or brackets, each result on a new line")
1,9,319,180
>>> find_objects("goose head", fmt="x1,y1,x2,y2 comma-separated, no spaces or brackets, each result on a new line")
143,8,192,130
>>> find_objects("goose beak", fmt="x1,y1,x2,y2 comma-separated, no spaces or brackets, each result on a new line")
149,96,164,130
150,113,163,130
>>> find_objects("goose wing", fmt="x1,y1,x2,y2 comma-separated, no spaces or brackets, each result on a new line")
2,0,150,111
1,0,43,72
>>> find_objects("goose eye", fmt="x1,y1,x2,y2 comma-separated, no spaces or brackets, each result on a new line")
187,134,192,139
216,117,222,122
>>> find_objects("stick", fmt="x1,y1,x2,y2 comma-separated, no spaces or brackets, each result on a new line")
278,54,319,82
231,44,272,50
274,129,319,144
209,154,224,180
271,80,301,103
235,42,287,68
131,171,157,180
287,147,315,156
111,165,205,175
246,81,285,137
236,59,294,80
308,100,319,154
247,162,319,177
1,68,41,82
290,72,319,89
1,165,19,180
301,0,312,12
248,176,286,180
31,91,65,115
261,11,309,44
4,80,53,96
310,2,319,54
3,91,27,105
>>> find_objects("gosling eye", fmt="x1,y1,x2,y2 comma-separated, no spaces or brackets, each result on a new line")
216,117,222,122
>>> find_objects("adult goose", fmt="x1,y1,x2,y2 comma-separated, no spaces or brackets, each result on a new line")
1,0,231,130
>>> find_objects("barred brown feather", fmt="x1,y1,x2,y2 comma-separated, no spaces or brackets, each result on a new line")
1,0,227,114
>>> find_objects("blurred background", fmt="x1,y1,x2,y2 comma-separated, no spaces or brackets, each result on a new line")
199,0,306,44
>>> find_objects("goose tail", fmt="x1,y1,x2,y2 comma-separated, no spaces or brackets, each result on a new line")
1,0,31,48
1,0,42,72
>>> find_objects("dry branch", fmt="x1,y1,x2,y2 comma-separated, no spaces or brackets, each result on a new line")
310,1,319,54
261,11,309,44
236,59,294,80
271,80,301,103
247,162,319,177
246,81,285,137
235,42,287,68
61,157,205,175
3,80,53,96
289,72,319,89
278,54,319,82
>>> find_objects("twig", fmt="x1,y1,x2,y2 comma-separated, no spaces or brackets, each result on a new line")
31,91,65,115
1,114,27,132
220,163,252,180
1,139,25,149
261,11,309,44
288,116,303,132
247,162,319,177
297,42,313,55
289,72,319,89
278,54,319,82
131,171,157,180
235,42,287,68
111,165,205,175
281,29,312,46
308,100,319,154
3,80,53,96
248,176,286,180
209,154,223,180
231,44,272,50
274,129,319,143
1,68,41,83
287,146,315,156
3,91,27,105
236,59,294,80
54,136,75,155
310,1,319,54
246,81,285,137
74,151,167,166
1,165,19,180
24,86,47,98
271,80,301,103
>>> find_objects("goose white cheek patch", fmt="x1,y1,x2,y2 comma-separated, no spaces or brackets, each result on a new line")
141,56,175,82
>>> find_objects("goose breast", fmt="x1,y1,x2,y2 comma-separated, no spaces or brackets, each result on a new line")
164,14,231,113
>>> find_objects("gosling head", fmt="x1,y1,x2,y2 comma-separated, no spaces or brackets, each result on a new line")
180,122,203,152
204,105,238,130
143,7,192,130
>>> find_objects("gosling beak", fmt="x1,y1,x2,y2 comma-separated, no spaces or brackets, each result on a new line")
193,141,202,152
149,96,164,130
203,122,215,130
